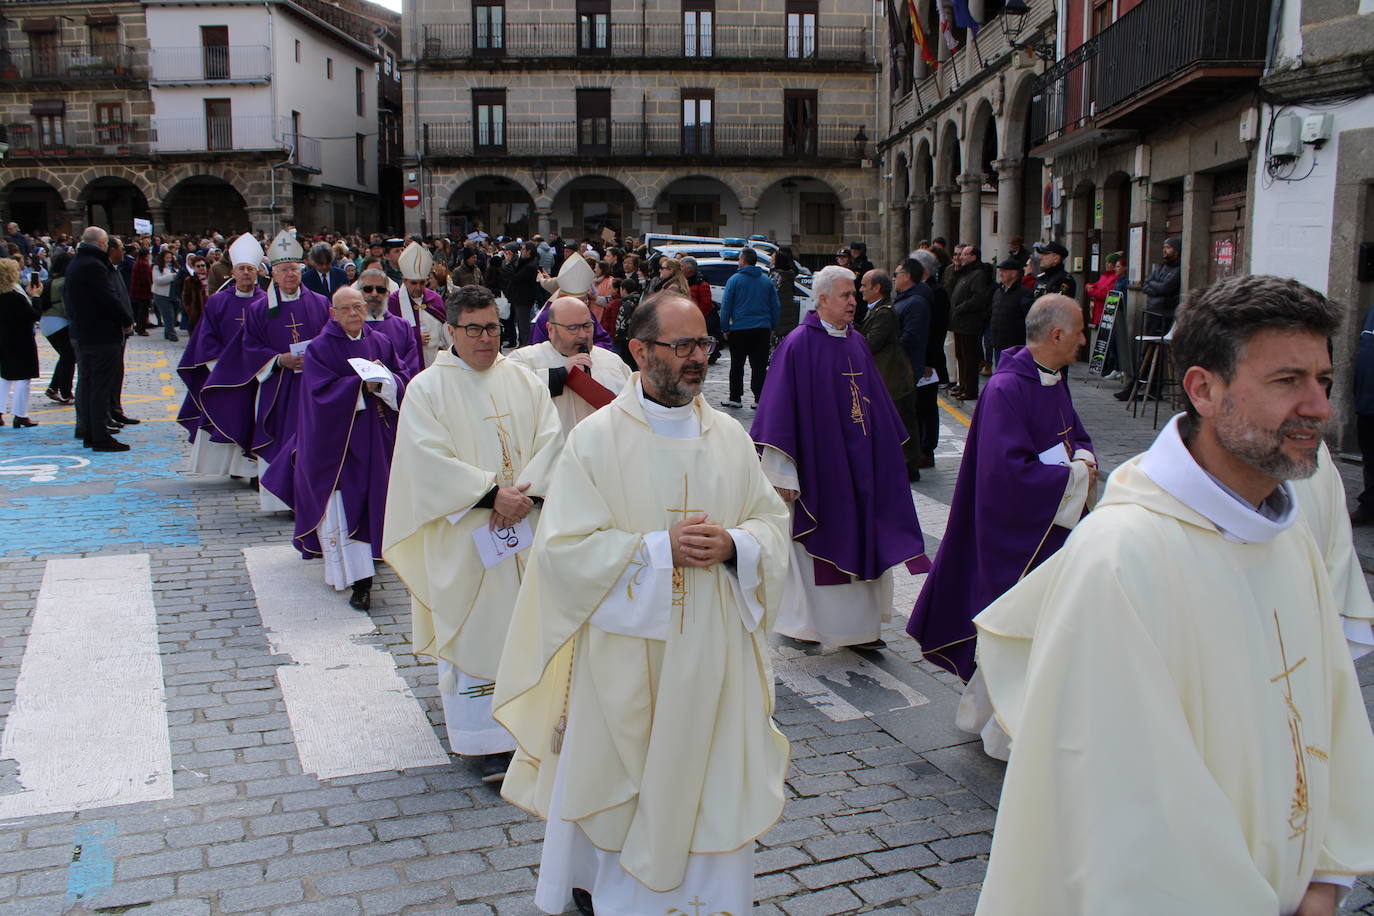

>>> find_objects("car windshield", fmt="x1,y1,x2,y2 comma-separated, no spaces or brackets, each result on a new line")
697,264,737,287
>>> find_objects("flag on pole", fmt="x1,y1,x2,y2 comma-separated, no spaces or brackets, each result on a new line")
936,0,960,51
906,0,937,67
951,0,981,37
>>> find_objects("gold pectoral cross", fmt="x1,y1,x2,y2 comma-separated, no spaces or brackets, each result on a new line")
842,356,869,436
283,311,305,344
665,475,705,634
484,396,517,485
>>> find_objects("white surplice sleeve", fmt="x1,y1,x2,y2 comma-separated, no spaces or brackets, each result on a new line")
761,449,800,492
1053,449,1096,529
590,529,767,639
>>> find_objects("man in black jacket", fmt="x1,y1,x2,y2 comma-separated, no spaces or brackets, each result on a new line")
913,249,947,467
947,245,994,400
1115,236,1182,401
65,227,135,451
988,257,1035,362
1031,240,1076,301
502,241,540,347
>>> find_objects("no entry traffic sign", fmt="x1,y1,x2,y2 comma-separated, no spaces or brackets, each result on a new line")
402,188,420,208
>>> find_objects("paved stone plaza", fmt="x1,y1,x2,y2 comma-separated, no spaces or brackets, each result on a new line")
0,334,1371,915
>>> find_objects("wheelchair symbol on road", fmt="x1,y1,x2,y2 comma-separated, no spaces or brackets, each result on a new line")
0,455,93,482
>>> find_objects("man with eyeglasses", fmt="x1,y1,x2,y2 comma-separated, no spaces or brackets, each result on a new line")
384,284,563,786
359,267,420,375
262,286,411,611
508,296,631,434
494,291,791,916
201,229,330,512
752,264,931,654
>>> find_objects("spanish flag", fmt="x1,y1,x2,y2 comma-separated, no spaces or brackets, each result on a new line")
907,0,937,67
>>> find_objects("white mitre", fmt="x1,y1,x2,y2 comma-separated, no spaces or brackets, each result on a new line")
267,229,304,267
539,250,593,297
228,233,265,268
399,242,434,282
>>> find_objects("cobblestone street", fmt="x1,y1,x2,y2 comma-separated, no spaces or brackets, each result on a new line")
0,333,1371,916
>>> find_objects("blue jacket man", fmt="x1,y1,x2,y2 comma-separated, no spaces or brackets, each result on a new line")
893,264,932,381
718,248,781,408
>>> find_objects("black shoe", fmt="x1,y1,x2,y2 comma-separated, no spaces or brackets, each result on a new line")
348,577,373,611
476,752,512,784
44,388,63,404
112,414,141,425
91,440,131,452
572,888,595,916
1113,387,1133,401
12,417,37,429
851,639,887,653
134,329,149,337
74,428,87,440
107,424,123,434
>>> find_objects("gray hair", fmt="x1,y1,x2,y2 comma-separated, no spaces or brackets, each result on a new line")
359,267,387,283
81,226,108,247
309,242,333,266
812,264,856,300
912,248,939,278
1025,294,1081,343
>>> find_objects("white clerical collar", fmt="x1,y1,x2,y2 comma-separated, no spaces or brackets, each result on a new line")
365,313,386,322
1031,359,1062,387
1138,414,1298,544
347,330,363,341
234,287,257,298
819,318,848,338
279,288,301,301
636,382,700,438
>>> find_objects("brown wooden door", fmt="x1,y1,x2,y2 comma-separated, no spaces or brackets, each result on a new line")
205,98,232,150
201,26,229,80
784,89,817,157
1208,168,1247,283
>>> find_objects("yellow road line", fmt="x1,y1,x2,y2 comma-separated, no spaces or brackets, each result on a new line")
159,372,172,381
937,396,972,428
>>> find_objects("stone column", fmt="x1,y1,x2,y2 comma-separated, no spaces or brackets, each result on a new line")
147,206,171,237
63,205,85,238
957,173,985,249
908,193,929,249
992,158,1023,257
887,203,909,268
636,207,655,238
738,206,758,239
1180,171,1214,292
930,185,955,244
535,208,554,238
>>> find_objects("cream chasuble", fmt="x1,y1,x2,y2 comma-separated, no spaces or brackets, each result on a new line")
973,416,1374,915
397,292,452,367
507,340,632,434
382,350,563,753
494,378,792,910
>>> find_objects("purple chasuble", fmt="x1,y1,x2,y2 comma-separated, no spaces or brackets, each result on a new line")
751,311,930,583
200,287,331,464
387,287,447,357
529,301,615,351
176,286,266,444
262,321,409,559
365,312,422,376
906,345,1093,681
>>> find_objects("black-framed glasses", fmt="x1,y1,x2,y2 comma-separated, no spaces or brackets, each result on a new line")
359,285,387,293
650,337,717,357
456,323,502,338
549,320,596,333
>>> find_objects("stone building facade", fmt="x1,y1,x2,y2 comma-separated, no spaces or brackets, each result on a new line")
0,0,398,239
402,0,882,263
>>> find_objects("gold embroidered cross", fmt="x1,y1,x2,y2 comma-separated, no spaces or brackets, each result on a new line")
665,475,705,634
283,312,305,343
483,396,516,485
1270,609,1313,874
842,356,868,436
665,896,733,916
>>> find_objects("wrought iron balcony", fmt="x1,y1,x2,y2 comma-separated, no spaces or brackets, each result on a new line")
149,115,319,172
378,73,402,108
0,43,139,82
420,22,872,66
1030,0,1270,150
423,120,871,163
2,121,146,157
149,45,270,83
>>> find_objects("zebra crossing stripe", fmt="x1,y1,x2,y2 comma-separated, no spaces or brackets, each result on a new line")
0,554,173,819
242,545,450,779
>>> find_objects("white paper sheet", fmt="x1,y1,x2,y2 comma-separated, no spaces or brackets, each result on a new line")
289,340,310,372
471,518,533,568
347,357,393,383
1037,442,1072,467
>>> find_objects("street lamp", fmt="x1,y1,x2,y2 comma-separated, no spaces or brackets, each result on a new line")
1004,0,1057,63
529,159,548,194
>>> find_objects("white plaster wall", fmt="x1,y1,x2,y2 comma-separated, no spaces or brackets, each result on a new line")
146,6,274,120
1250,95,1374,296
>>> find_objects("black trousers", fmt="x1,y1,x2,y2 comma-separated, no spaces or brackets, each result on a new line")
45,326,76,398
110,335,126,414
953,332,982,399
916,382,939,459
1359,414,1374,515
75,342,122,444
726,328,771,402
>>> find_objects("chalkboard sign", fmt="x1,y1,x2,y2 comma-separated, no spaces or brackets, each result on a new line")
1089,290,1122,376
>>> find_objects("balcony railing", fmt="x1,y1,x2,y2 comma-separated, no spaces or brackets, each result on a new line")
151,115,300,154
378,73,402,108
0,43,138,81
285,132,322,173
149,45,270,82
421,22,871,64
1030,0,1270,148
2,121,146,157
423,120,871,161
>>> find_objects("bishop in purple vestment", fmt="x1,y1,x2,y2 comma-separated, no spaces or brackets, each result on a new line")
388,249,448,367
908,296,1095,686
199,259,330,506
751,266,930,651
263,287,409,609
360,267,421,374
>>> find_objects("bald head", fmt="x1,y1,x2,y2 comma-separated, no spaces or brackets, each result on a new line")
331,285,367,336
81,226,109,251
547,295,596,357
1025,294,1085,371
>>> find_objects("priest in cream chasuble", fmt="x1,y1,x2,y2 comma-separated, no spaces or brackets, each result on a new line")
494,294,791,916
972,277,1374,916
383,286,563,774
